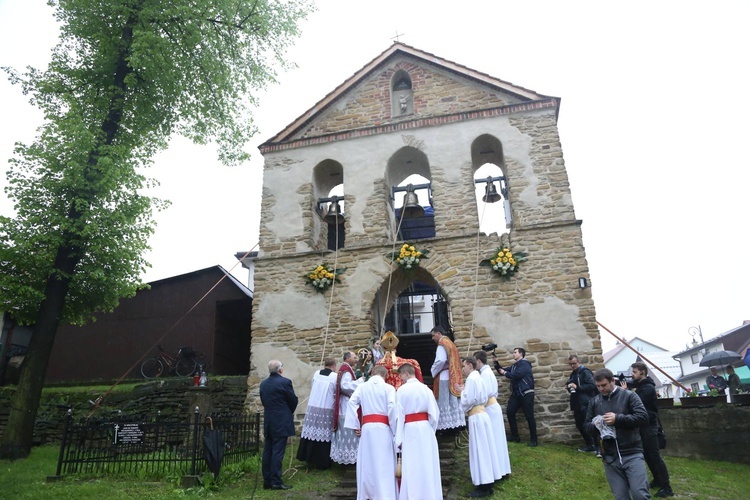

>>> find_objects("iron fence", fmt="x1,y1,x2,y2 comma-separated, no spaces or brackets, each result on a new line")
53,407,261,478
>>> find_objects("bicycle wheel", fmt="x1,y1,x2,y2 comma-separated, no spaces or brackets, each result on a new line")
175,356,197,377
141,358,164,379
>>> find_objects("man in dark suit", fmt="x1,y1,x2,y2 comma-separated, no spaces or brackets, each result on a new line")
260,359,298,490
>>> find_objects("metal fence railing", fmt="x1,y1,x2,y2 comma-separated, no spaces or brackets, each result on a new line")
52,407,261,478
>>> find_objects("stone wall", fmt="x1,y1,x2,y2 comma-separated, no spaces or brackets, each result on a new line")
659,404,750,465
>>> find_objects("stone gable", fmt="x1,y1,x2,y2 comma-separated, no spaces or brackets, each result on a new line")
294,57,523,140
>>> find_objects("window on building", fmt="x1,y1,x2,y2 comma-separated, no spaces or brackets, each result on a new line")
471,135,511,234
394,174,434,241
313,160,345,250
691,353,700,364
386,147,434,241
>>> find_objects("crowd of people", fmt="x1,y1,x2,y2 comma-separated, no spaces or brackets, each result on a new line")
260,329,685,499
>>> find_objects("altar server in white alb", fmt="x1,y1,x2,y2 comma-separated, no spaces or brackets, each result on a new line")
345,365,398,500
395,362,443,500
455,356,504,498
474,350,511,479
296,357,338,470
331,351,364,465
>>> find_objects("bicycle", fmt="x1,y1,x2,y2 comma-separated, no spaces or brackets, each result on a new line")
140,345,201,379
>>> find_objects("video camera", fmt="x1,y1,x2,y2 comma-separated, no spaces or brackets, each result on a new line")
481,343,497,353
618,373,633,385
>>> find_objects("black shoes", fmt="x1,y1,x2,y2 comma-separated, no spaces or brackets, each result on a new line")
527,441,538,447
578,445,596,452
649,479,660,489
264,482,291,490
508,435,521,443
655,488,674,497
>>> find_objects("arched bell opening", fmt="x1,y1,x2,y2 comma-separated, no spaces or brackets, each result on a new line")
369,266,452,386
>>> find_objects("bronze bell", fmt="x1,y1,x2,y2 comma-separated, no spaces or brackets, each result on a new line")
482,179,502,203
400,189,424,218
323,200,344,224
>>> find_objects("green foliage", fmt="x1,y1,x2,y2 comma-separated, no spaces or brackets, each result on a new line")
0,0,313,325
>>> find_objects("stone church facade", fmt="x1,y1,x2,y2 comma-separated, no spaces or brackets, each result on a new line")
244,43,603,444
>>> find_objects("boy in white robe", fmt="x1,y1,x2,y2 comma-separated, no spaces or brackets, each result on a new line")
345,365,398,500
395,363,443,500
331,351,364,465
455,357,502,498
474,350,512,478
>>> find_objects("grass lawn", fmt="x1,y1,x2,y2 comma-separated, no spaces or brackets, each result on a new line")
1,438,748,499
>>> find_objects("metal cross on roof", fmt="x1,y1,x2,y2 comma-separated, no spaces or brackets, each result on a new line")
391,31,405,43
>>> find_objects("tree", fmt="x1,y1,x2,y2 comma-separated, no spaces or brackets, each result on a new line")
0,0,312,458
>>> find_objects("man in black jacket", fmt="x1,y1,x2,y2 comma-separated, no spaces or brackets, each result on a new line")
493,347,538,446
585,368,650,500
567,355,598,454
622,362,674,498
260,359,298,490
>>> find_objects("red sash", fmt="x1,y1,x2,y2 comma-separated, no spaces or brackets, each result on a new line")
404,412,428,423
362,414,389,425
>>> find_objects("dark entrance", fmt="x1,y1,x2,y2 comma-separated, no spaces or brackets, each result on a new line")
383,282,452,385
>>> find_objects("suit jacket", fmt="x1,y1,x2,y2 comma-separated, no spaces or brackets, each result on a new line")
260,372,298,438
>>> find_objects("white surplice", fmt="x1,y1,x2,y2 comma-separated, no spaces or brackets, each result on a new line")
330,365,363,464
461,370,503,485
301,369,338,442
395,378,443,500
479,364,512,477
431,343,465,430
345,375,398,500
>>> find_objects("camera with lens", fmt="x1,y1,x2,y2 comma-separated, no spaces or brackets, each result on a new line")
618,373,632,384
481,342,497,352
566,384,576,394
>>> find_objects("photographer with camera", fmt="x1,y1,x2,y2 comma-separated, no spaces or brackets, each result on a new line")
584,368,650,500
567,355,599,455
493,347,538,447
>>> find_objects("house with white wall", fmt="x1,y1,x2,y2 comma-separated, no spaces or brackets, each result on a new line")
603,337,681,398
673,321,750,396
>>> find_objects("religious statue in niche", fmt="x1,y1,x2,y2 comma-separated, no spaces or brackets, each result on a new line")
399,94,410,114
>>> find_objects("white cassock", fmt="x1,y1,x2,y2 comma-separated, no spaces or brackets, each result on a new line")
395,378,443,500
479,364,512,477
345,375,398,500
461,370,503,485
331,365,363,464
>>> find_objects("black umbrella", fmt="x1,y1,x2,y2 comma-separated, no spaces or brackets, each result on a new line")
203,417,224,479
699,350,742,368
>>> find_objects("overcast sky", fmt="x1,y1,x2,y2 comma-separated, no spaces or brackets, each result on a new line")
2,0,749,354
